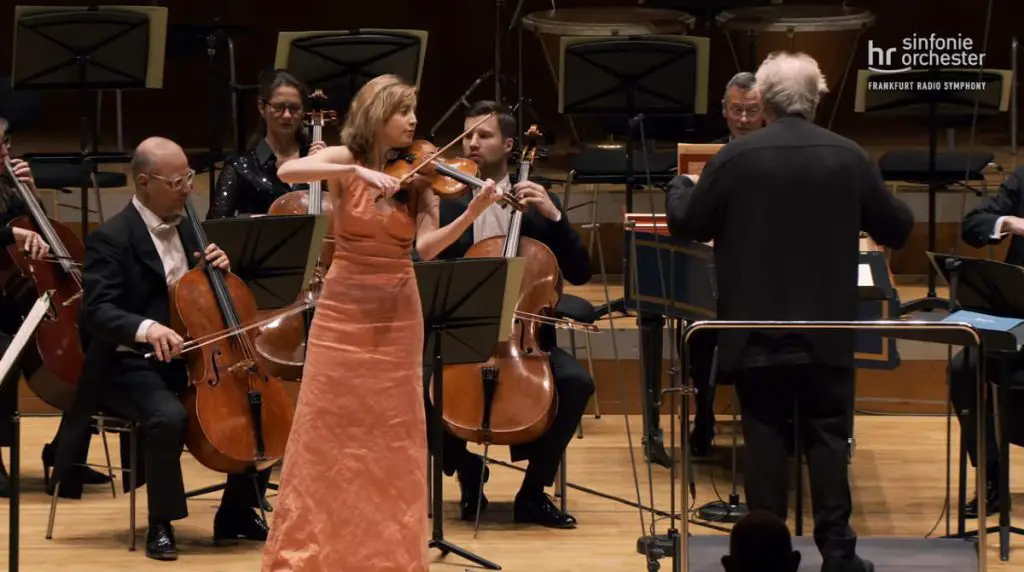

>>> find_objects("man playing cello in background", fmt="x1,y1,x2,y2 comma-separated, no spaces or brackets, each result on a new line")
421,100,594,528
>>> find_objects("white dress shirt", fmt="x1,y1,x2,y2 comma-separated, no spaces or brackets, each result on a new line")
471,174,562,244
992,216,1010,240
472,175,514,243
132,195,188,342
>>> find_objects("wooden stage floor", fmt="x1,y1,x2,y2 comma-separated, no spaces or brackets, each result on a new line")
2,414,1022,570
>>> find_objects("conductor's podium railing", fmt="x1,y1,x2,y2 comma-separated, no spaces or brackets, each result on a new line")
623,214,902,369
661,319,990,572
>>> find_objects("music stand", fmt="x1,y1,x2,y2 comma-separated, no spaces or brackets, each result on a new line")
853,68,1011,313
1,291,53,572
559,34,707,317
275,29,427,115
201,214,328,310
928,252,1024,559
418,256,525,571
11,5,167,238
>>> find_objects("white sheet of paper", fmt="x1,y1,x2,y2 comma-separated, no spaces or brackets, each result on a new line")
858,264,874,287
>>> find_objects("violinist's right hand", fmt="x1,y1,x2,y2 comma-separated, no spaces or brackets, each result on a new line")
145,322,184,362
355,165,401,198
468,179,502,216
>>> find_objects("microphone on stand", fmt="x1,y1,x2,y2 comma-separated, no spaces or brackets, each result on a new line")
427,71,494,143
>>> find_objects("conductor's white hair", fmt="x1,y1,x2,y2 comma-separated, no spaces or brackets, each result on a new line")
754,52,829,120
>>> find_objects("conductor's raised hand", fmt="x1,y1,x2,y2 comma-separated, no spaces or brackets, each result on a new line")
145,322,184,362
468,179,502,216
355,165,401,198
195,243,230,271
514,181,559,221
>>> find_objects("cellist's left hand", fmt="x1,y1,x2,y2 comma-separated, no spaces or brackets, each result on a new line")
195,243,230,271
514,181,561,221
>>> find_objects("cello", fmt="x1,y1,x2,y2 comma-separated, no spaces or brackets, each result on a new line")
435,125,561,447
171,198,294,474
0,157,86,411
253,88,337,380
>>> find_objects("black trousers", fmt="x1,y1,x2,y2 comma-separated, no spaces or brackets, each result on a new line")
425,347,595,490
733,363,856,560
949,348,1024,480
103,355,269,522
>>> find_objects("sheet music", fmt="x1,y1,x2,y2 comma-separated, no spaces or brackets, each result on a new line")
857,264,873,287
498,258,526,342
0,292,51,391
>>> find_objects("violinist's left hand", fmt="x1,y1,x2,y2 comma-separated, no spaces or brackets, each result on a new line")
514,181,561,221
309,140,327,155
196,243,230,271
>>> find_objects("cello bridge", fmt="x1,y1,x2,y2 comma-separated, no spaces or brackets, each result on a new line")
229,359,257,375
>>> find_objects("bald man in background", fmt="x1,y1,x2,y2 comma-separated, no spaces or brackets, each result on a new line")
51,137,269,561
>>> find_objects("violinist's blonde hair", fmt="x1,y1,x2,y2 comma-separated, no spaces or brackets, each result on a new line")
341,74,417,167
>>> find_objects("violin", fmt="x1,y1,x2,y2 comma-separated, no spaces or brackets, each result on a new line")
433,125,561,447
254,89,337,381
171,198,294,474
383,140,523,210
0,157,86,411
376,112,524,210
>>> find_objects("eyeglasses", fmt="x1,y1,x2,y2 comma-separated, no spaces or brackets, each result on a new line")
147,169,195,190
261,100,303,116
727,105,762,118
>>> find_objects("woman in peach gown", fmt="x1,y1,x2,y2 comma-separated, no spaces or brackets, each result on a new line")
261,74,502,571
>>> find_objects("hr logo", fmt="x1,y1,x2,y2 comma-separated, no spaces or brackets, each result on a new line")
867,33,985,74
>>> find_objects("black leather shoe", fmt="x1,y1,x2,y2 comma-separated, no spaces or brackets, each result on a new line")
513,492,577,529
965,480,1000,519
214,506,269,544
821,555,874,572
146,521,177,561
457,456,490,521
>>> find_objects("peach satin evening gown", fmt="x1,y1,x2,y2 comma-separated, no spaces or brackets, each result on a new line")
262,173,429,571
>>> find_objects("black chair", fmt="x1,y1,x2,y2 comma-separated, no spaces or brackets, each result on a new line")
46,413,139,552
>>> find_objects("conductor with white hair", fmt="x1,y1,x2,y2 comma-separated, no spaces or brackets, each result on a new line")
665,52,914,572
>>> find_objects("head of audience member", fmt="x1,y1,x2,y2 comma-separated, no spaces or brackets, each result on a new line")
462,100,517,182
721,510,801,572
131,137,193,220
252,69,310,149
722,72,764,139
754,51,829,124
340,74,418,169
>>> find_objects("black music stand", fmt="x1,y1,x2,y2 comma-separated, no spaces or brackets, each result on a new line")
1,292,53,572
182,214,325,502
929,252,1024,560
202,214,326,309
275,30,425,116
418,257,517,571
11,5,167,238
559,36,701,317
857,69,1006,314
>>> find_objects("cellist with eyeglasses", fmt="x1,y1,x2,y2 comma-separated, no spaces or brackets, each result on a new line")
49,136,270,561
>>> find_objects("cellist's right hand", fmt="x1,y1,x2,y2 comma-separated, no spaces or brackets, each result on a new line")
355,165,401,198
145,323,184,362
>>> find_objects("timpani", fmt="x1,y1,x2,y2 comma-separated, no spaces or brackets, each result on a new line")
715,5,875,127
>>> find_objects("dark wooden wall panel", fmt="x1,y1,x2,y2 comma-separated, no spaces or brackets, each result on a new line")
0,0,1016,150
